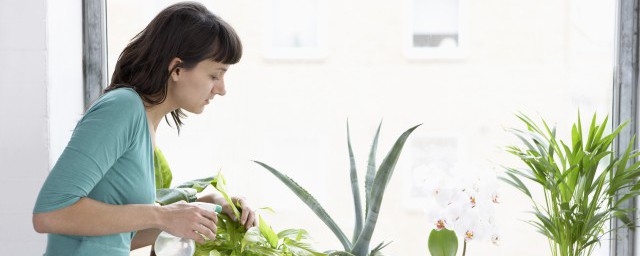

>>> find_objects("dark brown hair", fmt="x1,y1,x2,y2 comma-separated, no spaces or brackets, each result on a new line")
106,1,242,132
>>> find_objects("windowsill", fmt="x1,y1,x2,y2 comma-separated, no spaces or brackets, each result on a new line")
404,47,468,60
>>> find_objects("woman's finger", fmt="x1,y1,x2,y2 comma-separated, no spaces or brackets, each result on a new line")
245,211,256,229
199,215,217,235
193,222,216,242
223,206,237,221
189,228,207,245
238,199,249,225
199,208,218,224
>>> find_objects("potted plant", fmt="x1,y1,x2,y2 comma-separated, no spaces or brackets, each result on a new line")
254,122,421,256
156,168,326,256
425,166,500,256
501,113,640,256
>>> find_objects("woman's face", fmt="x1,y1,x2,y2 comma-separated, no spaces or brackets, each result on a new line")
169,59,229,114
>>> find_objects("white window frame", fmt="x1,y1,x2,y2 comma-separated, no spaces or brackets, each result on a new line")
262,0,327,60
403,0,469,60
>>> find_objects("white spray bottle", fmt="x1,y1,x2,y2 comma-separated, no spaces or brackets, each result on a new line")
154,202,222,256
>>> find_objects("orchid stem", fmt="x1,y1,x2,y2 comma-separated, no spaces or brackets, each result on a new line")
463,240,467,256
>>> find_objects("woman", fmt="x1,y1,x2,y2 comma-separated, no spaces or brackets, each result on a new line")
32,2,257,255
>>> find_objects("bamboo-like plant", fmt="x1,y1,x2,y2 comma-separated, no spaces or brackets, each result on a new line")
501,113,640,256
254,122,421,256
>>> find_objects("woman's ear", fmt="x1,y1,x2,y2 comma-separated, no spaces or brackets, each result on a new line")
168,57,183,81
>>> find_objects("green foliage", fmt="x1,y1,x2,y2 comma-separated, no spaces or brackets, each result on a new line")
255,122,421,256
427,229,458,256
161,171,325,256
156,188,198,206
154,148,173,189
501,113,640,256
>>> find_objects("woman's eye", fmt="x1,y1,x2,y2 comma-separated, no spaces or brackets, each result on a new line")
211,76,219,80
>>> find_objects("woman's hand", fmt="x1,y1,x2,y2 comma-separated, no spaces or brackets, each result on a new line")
198,193,258,229
158,201,218,244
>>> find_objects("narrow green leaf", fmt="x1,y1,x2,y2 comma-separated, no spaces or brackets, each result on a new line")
213,171,241,220
365,121,382,219
253,161,352,251
347,121,364,242
369,241,391,256
352,124,421,255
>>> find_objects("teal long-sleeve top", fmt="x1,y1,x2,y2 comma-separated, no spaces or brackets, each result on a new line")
34,88,155,256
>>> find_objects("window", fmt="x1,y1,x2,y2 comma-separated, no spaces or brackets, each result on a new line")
263,0,327,59
405,0,467,59
103,1,624,255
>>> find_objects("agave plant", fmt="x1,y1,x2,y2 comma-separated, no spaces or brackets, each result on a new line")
254,122,421,256
501,113,640,256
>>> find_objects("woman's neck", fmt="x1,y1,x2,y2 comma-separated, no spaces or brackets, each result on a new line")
143,94,176,132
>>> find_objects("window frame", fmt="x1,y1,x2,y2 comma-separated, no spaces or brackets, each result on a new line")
611,0,639,255
92,0,639,254
82,0,108,110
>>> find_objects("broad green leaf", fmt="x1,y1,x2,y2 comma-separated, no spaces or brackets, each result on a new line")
258,215,279,248
155,188,197,205
176,176,216,192
154,148,173,189
283,237,326,256
427,229,458,256
278,229,310,241
241,227,268,250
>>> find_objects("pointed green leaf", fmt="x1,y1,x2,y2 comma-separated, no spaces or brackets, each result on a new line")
253,161,352,251
347,121,364,242
352,124,421,255
365,121,383,218
258,215,279,248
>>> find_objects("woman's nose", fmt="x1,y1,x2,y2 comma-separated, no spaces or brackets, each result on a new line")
213,80,226,96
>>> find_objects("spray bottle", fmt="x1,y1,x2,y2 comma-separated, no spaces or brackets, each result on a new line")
154,202,222,256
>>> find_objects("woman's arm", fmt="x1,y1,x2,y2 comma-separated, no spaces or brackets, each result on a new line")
33,197,218,244
131,228,162,251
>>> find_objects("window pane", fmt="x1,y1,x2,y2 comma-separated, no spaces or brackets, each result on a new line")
413,0,459,48
272,0,319,48
107,1,616,255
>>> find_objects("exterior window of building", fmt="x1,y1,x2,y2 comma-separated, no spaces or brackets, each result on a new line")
263,0,326,59
406,0,467,59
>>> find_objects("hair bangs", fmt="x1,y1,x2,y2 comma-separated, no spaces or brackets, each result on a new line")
208,20,242,64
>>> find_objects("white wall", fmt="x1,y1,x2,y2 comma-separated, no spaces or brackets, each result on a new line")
0,0,49,254
47,0,82,166
0,0,82,254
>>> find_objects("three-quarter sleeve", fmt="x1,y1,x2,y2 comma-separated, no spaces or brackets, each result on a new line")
34,90,144,213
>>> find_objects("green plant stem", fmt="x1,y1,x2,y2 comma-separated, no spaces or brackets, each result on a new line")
462,241,467,256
